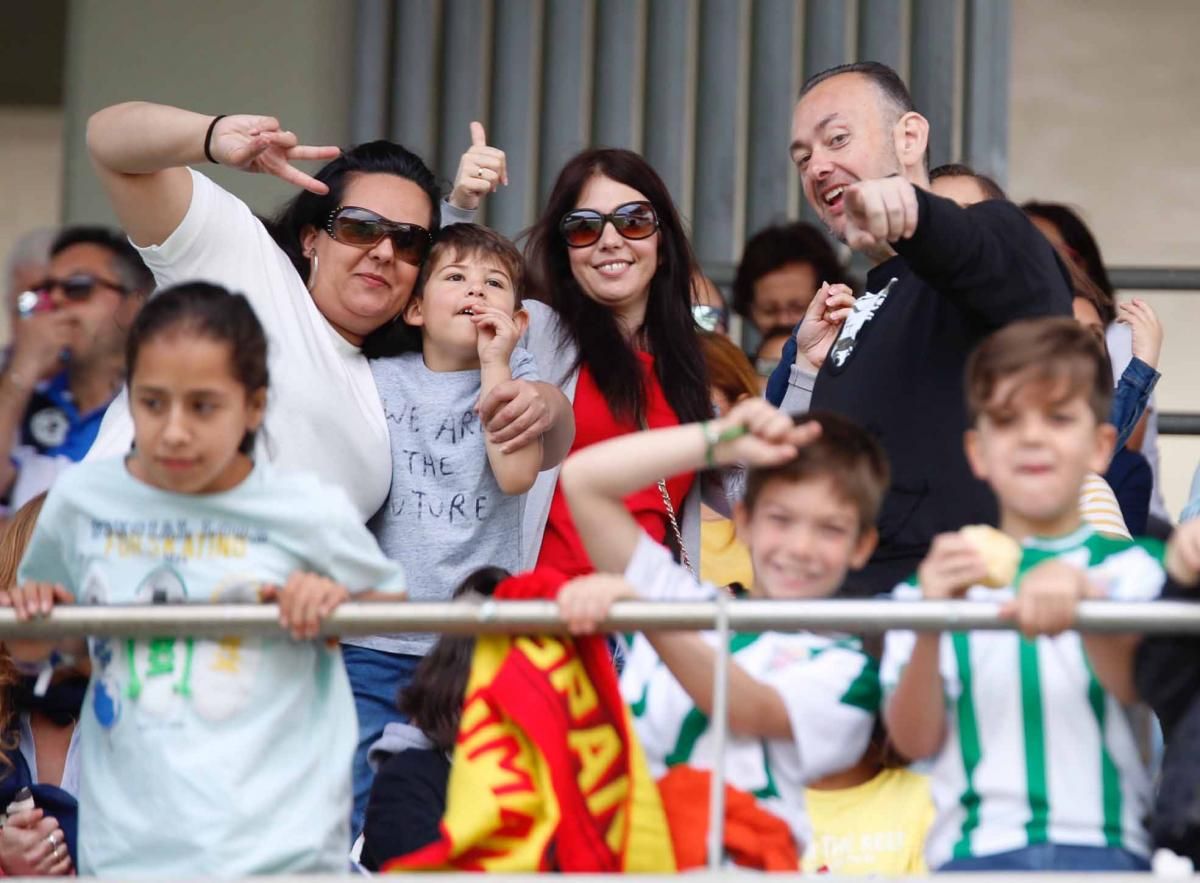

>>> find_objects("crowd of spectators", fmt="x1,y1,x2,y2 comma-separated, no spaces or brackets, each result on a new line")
1,60,1198,876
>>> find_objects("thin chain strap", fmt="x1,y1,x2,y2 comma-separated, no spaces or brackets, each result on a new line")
639,411,693,575
657,478,693,575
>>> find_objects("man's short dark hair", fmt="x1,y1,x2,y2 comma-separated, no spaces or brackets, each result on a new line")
929,163,1008,201
51,226,153,295
799,62,927,172
800,61,916,119
732,222,846,319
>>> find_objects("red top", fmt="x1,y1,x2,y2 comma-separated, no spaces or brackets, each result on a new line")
537,353,695,578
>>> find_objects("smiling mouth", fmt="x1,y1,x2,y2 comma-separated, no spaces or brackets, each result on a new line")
768,562,822,582
822,185,847,208
595,260,631,273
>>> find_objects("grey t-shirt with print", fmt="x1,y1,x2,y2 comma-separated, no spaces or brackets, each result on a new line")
348,348,539,656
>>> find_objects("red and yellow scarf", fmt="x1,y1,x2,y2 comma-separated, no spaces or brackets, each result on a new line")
386,569,675,872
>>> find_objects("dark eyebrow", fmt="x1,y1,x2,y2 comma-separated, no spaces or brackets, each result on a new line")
132,384,227,398
441,261,510,281
790,112,844,153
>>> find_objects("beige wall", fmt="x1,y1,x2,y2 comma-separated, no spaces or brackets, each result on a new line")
61,0,355,226
1009,0,1200,519
0,107,64,345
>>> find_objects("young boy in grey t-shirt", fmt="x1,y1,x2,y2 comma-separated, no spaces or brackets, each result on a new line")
348,225,572,830
361,224,556,656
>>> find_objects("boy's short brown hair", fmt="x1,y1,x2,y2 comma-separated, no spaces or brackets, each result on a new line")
966,317,1114,424
415,223,524,305
743,411,890,535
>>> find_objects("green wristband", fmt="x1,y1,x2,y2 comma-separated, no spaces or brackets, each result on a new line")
702,421,748,467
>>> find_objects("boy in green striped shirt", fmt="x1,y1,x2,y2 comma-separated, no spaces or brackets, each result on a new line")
883,317,1166,871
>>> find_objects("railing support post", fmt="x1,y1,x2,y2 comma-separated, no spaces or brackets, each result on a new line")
705,590,731,870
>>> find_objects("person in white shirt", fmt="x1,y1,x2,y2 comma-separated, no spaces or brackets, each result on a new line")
83,103,569,521
83,103,574,838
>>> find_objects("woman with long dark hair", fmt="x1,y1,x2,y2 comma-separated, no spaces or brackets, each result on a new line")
519,148,719,574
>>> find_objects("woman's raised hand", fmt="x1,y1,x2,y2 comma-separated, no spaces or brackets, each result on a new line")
1118,298,1164,370
208,115,341,194
795,282,856,371
449,122,508,211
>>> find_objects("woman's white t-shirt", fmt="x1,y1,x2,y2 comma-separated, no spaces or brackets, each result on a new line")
86,169,392,522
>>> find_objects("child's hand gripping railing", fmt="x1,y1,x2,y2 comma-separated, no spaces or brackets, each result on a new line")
4,598,1200,639
5,595,1200,874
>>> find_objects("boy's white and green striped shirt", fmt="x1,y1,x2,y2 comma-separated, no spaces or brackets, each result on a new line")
621,532,880,848
881,525,1163,869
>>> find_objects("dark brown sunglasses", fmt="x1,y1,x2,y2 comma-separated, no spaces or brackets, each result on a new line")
326,206,433,267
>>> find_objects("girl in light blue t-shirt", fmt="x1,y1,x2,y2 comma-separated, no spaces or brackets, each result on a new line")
5,282,407,877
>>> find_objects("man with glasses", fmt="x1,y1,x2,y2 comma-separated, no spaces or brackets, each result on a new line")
0,227,152,510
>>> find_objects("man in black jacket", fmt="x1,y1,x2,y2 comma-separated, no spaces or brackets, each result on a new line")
780,62,1072,594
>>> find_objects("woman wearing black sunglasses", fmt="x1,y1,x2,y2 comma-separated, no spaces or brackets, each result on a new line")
83,103,562,524
518,149,722,577
83,103,578,838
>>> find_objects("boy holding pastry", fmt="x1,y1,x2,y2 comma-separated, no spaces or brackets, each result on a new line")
882,317,1170,872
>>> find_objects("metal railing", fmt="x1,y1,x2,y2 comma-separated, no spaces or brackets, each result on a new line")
5,598,1200,639
1108,267,1200,291
7,597,1198,871
702,263,1200,294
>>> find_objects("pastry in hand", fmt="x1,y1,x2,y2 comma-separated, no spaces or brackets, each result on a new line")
959,524,1021,588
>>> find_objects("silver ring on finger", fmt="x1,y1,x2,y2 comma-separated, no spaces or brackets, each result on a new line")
45,832,58,848
476,167,487,178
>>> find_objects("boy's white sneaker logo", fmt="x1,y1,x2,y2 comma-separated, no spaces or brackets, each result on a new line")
829,277,898,369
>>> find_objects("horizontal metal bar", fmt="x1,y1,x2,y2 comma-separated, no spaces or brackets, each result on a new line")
1108,266,1200,291
1158,412,1200,436
1,599,1198,640
700,262,1200,293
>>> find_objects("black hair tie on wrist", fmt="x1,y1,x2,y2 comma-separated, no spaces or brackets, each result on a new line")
204,114,227,164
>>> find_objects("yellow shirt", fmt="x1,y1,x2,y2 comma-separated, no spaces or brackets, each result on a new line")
802,768,933,876
699,518,754,590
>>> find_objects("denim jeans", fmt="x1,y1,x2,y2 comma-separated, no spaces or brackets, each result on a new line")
938,843,1150,872
342,645,422,839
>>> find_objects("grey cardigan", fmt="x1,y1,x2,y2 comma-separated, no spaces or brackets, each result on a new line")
518,300,733,570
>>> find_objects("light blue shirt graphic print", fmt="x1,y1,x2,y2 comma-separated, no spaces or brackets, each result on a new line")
17,457,405,876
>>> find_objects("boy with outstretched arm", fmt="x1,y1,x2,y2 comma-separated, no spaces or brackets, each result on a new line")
883,316,1172,872
555,398,904,863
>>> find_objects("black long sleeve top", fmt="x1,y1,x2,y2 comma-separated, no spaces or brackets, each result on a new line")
811,188,1073,595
